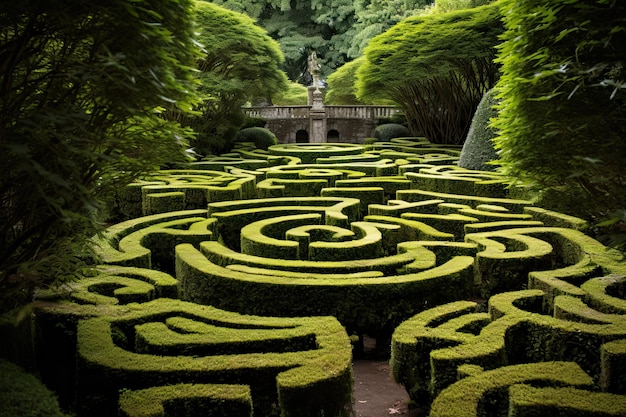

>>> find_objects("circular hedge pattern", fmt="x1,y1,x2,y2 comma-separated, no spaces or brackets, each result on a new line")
6,137,625,417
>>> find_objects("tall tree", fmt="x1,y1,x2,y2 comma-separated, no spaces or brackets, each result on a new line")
345,0,432,59
492,0,626,231
325,57,368,105
210,0,357,83
0,0,200,312
183,1,287,155
356,2,503,144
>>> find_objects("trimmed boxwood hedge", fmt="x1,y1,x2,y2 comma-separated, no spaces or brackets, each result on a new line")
3,136,626,417
0,358,70,417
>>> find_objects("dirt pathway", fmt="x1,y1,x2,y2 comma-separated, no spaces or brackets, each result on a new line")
351,336,424,417
352,359,420,417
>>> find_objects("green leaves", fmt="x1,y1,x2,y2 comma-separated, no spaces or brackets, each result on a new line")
492,0,626,226
182,1,288,155
357,2,504,143
0,0,201,311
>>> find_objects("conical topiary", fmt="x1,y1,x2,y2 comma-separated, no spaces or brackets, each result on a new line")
458,89,499,171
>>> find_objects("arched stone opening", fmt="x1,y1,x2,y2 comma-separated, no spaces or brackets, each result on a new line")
296,130,309,143
327,129,340,141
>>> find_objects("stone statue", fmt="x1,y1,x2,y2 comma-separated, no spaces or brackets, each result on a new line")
308,51,321,88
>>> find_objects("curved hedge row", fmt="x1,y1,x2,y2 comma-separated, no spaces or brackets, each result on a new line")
1,138,625,417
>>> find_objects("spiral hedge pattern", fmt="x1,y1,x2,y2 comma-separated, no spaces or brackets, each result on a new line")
3,139,625,417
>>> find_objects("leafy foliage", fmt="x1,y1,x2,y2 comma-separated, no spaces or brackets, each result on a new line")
325,56,399,105
211,0,490,87
211,0,357,83
177,1,287,156
433,0,495,13
325,57,368,105
272,80,309,105
357,2,503,144
492,0,626,241
0,0,201,312
345,0,433,59
0,358,70,417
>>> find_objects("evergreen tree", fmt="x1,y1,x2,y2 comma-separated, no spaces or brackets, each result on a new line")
210,0,357,83
346,0,432,59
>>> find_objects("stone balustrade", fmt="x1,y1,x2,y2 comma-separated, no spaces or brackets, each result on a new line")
243,105,400,120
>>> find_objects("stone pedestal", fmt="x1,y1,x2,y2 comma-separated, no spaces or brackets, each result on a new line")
308,87,326,143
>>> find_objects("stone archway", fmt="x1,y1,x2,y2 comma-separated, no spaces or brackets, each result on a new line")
296,130,309,143
327,129,340,141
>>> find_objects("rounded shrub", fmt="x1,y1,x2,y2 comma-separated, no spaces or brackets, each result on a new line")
374,123,411,142
237,127,278,150
0,358,69,417
241,116,267,129
458,89,499,171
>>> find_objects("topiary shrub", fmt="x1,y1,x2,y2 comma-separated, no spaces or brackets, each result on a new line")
374,123,411,142
237,127,278,150
458,89,499,171
0,358,70,417
241,116,267,129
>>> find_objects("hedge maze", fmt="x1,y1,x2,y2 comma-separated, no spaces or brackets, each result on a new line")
3,138,626,416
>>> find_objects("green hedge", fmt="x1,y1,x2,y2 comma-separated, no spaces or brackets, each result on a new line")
93,210,214,270
373,123,411,142
267,143,366,164
0,358,70,417
430,362,594,417
119,383,253,417
391,288,626,408
176,241,475,338
107,170,257,221
405,165,509,198
74,299,352,417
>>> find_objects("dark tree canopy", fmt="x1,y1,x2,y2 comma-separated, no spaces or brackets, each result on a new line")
345,0,433,59
0,0,201,311
209,0,357,83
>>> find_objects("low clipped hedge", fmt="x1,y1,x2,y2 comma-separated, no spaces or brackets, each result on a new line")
391,287,626,408
74,298,353,417
0,358,69,417
176,240,476,338
119,383,254,417
430,362,595,417
4,135,626,417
